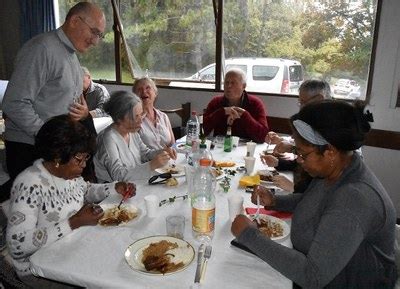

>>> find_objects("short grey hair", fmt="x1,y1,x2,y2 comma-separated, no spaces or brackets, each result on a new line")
81,66,90,77
225,68,247,85
132,77,158,95
104,91,141,123
299,79,332,99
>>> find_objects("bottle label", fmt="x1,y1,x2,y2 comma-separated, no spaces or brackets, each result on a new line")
192,207,215,233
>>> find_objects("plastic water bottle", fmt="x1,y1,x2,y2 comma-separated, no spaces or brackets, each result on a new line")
186,111,200,147
191,146,216,243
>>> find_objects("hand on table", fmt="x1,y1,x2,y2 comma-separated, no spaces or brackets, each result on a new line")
69,95,89,121
265,131,283,145
273,140,294,156
115,182,136,198
272,175,294,192
231,214,257,237
150,151,171,170
260,154,279,167
164,146,177,160
69,203,104,230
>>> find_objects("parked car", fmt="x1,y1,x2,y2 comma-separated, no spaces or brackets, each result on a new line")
169,57,304,94
333,79,361,99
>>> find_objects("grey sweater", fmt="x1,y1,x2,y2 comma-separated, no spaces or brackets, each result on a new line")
3,28,82,145
237,153,397,288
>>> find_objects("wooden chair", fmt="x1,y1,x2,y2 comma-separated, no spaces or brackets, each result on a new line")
160,102,191,139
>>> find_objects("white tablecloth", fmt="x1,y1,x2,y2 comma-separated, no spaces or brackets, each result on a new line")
30,142,293,289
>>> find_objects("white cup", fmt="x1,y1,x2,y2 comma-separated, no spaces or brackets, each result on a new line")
205,139,212,150
144,195,159,218
246,141,256,157
232,136,239,148
228,195,244,221
244,156,256,175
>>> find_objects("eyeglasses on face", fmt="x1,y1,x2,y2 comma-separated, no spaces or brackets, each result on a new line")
292,147,316,161
73,154,91,166
78,16,104,40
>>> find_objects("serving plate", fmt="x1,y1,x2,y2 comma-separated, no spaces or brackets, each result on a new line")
124,236,195,275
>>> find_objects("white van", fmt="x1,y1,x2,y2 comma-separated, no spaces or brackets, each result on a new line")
169,57,304,94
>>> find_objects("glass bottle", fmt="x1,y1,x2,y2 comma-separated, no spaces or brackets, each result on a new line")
224,126,232,152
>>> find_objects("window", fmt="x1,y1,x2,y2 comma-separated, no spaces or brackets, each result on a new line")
56,0,379,100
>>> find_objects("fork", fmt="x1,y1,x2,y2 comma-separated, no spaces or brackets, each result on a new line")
200,245,212,282
253,195,261,224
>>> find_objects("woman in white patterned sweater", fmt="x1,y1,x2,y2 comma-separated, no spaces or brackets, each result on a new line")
6,115,135,286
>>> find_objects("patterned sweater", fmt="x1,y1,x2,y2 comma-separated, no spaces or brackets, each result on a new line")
6,159,116,276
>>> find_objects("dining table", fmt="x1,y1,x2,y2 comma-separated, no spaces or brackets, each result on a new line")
29,139,294,289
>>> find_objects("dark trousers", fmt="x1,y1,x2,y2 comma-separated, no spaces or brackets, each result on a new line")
0,140,36,202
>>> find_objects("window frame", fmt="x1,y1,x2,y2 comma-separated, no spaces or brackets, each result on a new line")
97,0,382,103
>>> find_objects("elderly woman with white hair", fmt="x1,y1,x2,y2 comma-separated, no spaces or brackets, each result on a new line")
132,77,175,150
93,91,176,182
203,68,269,143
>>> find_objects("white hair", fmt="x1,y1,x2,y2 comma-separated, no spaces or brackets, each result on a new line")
225,68,247,85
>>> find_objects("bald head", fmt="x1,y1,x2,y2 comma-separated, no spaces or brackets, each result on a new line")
62,2,106,53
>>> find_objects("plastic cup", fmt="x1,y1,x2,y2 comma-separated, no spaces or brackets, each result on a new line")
166,215,185,239
144,195,159,218
246,141,256,157
228,195,244,221
244,156,256,175
232,136,239,148
215,135,224,148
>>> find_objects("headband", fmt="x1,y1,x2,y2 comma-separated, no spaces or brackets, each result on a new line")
293,120,330,146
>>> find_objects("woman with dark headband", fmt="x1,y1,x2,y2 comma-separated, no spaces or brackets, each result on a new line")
232,100,397,288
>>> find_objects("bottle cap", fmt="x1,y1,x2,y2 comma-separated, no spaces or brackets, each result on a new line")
199,158,212,166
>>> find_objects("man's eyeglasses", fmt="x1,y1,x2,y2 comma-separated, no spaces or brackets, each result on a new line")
78,16,104,40
292,147,316,161
73,154,91,166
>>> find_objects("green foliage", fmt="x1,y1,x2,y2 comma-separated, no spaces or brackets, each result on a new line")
59,0,377,83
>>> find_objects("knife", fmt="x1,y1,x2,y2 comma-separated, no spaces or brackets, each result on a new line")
194,244,205,283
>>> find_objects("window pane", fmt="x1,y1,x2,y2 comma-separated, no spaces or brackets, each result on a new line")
56,0,116,81
223,0,378,99
119,0,215,84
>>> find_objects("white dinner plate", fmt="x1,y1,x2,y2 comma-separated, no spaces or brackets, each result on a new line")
124,235,195,275
155,164,185,177
248,214,290,242
99,204,141,227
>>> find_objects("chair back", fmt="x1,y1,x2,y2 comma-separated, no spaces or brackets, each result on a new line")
160,102,191,139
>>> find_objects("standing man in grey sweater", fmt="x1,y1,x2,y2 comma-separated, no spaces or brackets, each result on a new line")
1,2,106,201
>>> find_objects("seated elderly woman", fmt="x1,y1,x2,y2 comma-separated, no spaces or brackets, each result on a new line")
133,77,175,149
203,68,269,143
94,90,176,182
232,100,397,288
6,115,135,285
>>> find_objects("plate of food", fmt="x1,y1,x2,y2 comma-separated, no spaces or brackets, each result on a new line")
124,236,195,275
212,160,236,168
248,214,290,241
210,167,225,180
172,142,189,154
99,204,140,226
156,164,185,177
257,169,279,182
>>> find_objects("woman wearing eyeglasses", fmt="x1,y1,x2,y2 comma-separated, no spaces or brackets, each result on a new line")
133,77,175,150
232,100,397,288
6,115,135,285
94,91,176,183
